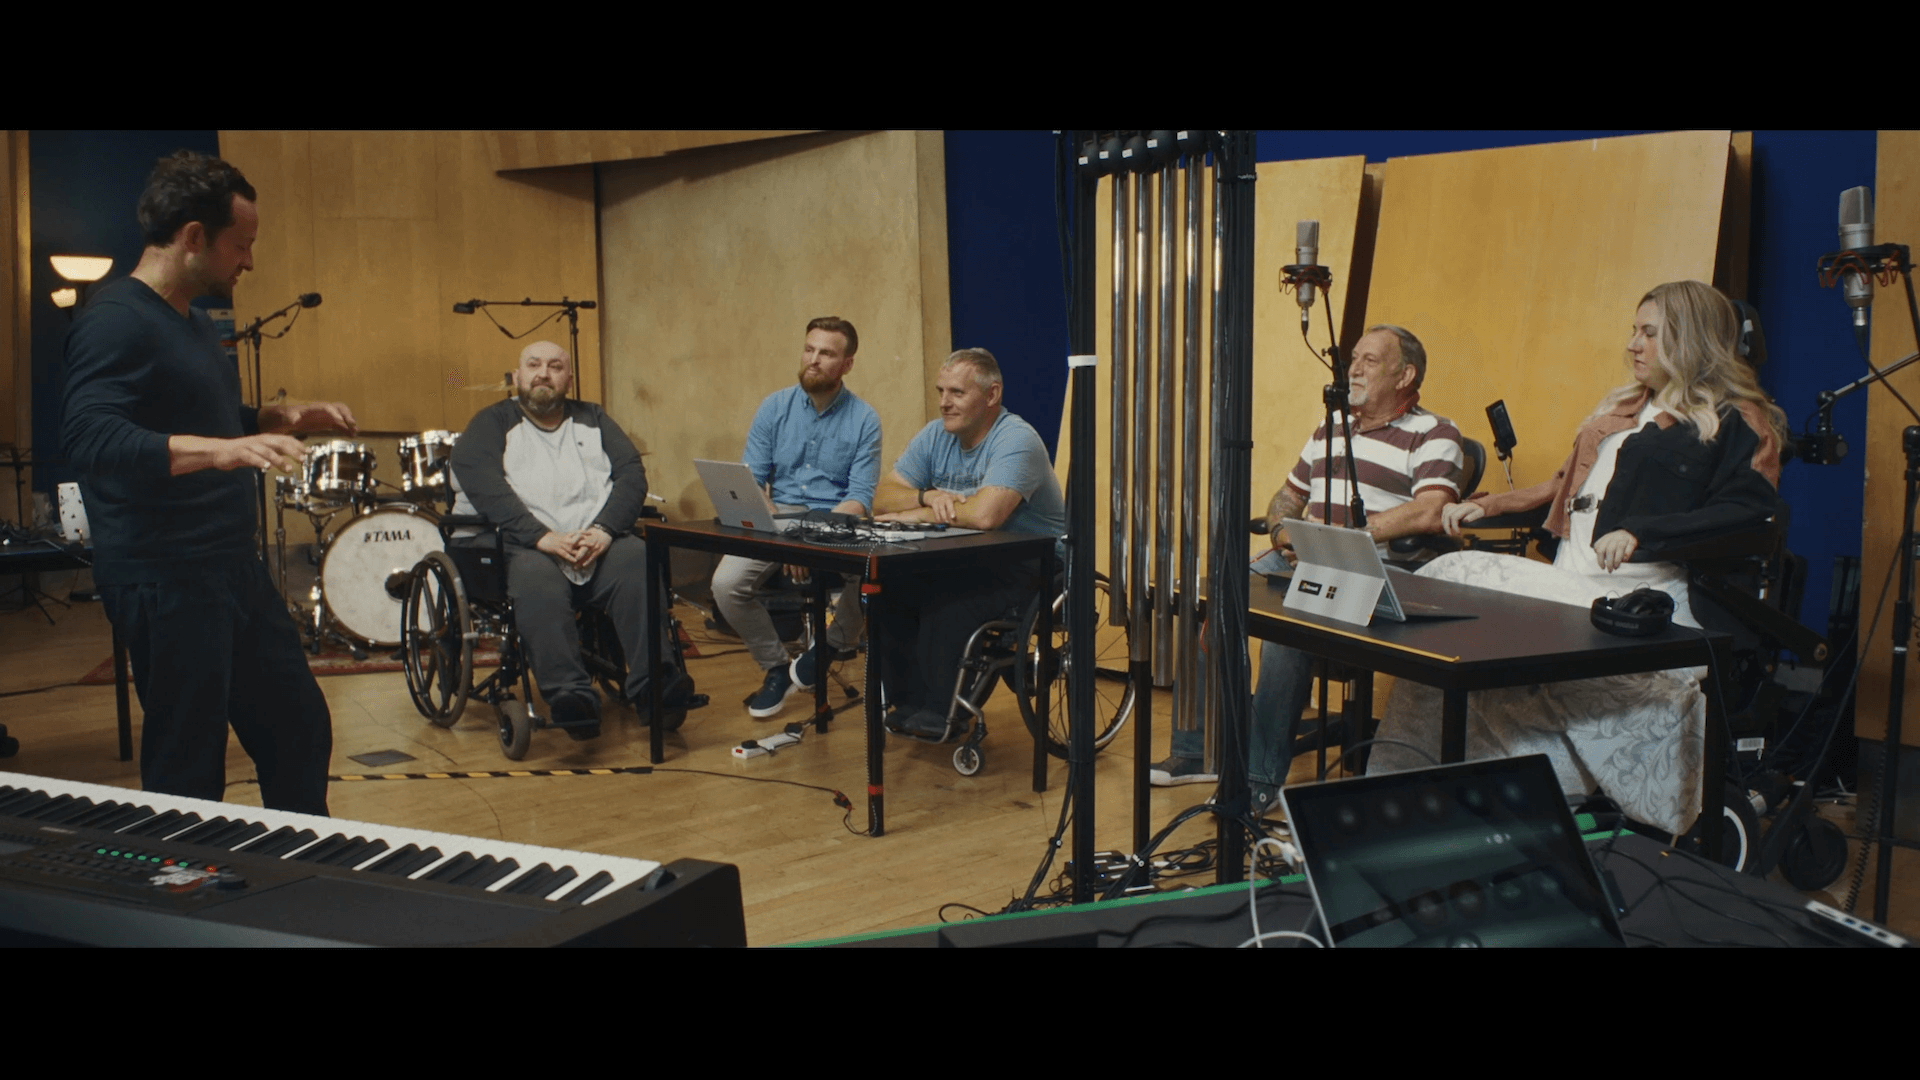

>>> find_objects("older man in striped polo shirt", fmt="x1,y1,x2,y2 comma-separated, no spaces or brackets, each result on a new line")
1152,324,1465,814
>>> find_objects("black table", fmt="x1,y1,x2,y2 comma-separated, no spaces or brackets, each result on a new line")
640,520,1059,837
0,542,133,761
1244,570,1733,851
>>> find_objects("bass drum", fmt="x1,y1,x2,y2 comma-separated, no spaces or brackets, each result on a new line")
318,503,445,647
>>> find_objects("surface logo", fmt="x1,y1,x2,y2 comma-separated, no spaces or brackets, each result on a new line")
1298,580,1323,596
364,529,413,543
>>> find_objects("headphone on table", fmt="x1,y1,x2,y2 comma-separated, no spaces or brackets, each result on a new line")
1590,586,1674,637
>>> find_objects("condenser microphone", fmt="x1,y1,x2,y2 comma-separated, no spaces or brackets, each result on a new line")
298,293,321,308
1295,220,1320,330
1839,186,1874,344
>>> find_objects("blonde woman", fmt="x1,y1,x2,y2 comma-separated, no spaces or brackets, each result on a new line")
1441,279,1787,624
1372,281,1788,835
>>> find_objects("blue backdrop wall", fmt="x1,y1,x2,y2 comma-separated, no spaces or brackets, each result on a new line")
27,130,222,495
942,129,1879,644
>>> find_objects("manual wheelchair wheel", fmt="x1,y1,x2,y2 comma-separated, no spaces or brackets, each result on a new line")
403,551,471,727
1013,572,1135,759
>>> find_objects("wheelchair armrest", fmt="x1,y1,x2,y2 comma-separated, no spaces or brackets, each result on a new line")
1466,506,1550,530
1628,519,1782,564
440,514,491,529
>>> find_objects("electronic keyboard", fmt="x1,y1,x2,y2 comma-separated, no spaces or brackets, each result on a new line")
0,771,744,947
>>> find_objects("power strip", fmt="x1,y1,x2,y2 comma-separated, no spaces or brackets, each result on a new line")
1805,900,1908,948
732,731,802,760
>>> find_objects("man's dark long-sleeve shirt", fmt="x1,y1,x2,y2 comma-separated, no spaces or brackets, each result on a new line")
62,276,262,584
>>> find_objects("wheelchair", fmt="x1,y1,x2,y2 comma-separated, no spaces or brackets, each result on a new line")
929,571,1136,777
398,514,703,761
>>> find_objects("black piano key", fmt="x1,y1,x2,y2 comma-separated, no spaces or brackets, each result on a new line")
557,870,614,903
320,838,388,867
422,852,479,883
240,826,318,857
122,809,199,837
503,863,577,897
170,816,236,844
20,794,84,821
91,804,158,832
451,857,519,890
0,780,51,807
364,844,441,876
212,821,269,848
501,863,556,896
69,801,138,829
289,833,355,863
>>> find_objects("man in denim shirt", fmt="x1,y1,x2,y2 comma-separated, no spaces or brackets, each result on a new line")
715,317,882,718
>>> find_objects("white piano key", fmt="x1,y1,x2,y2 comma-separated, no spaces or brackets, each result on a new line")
0,771,660,903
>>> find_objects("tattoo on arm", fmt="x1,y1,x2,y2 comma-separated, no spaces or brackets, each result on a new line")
1269,485,1307,523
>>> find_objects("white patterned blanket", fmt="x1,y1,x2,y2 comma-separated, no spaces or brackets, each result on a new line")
1368,551,1705,835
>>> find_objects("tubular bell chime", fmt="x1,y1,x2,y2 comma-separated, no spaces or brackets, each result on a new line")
1064,131,1256,896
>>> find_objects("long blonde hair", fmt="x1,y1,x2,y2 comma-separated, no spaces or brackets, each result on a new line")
1591,280,1789,447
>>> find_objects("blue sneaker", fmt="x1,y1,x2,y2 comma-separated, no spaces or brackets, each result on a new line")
790,641,855,692
746,666,796,719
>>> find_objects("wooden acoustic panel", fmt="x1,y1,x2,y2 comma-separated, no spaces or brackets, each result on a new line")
219,131,600,435
1364,131,1733,498
595,131,947,525
1857,129,1920,747
1057,155,1369,596
486,131,815,173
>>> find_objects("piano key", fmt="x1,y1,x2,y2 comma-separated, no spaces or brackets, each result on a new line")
20,794,84,821
501,863,562,896
237,826,320,858
314,838,388,867
364,844,442,877
121,808,199,838
0,788,51,815
452,857,520,890
69,801,139,829
88,804,159,832
421,852,478,883
288,833,356,864
558,871,615,903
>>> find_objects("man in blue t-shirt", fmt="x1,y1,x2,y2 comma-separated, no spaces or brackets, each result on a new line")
872,348,1065,741
713,317,882,719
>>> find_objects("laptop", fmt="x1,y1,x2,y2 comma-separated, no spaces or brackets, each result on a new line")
1279,754,1625,948
1276,519,1472,626
693,460,805,534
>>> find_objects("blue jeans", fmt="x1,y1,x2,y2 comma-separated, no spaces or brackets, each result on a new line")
1170,549,1313,790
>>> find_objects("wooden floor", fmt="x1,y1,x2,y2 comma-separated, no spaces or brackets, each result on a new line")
4,574,1916,947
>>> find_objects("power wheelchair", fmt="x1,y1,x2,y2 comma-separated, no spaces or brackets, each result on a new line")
397,512,704,761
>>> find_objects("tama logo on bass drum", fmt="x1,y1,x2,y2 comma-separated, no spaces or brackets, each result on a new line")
363,528,413,543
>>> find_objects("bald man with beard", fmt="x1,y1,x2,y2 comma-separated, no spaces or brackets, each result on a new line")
449,341,681,739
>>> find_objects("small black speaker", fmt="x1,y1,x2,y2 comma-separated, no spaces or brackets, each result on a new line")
1591,586,1674,637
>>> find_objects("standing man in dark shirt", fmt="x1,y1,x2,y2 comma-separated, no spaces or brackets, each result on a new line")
63,151,356,815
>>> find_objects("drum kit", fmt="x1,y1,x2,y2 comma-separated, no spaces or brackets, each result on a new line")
274,432,460,657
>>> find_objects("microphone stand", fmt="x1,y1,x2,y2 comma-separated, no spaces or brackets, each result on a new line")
1818,241,1920,925
453,298,598,400
234,296,314,565
1281,261,1366,531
